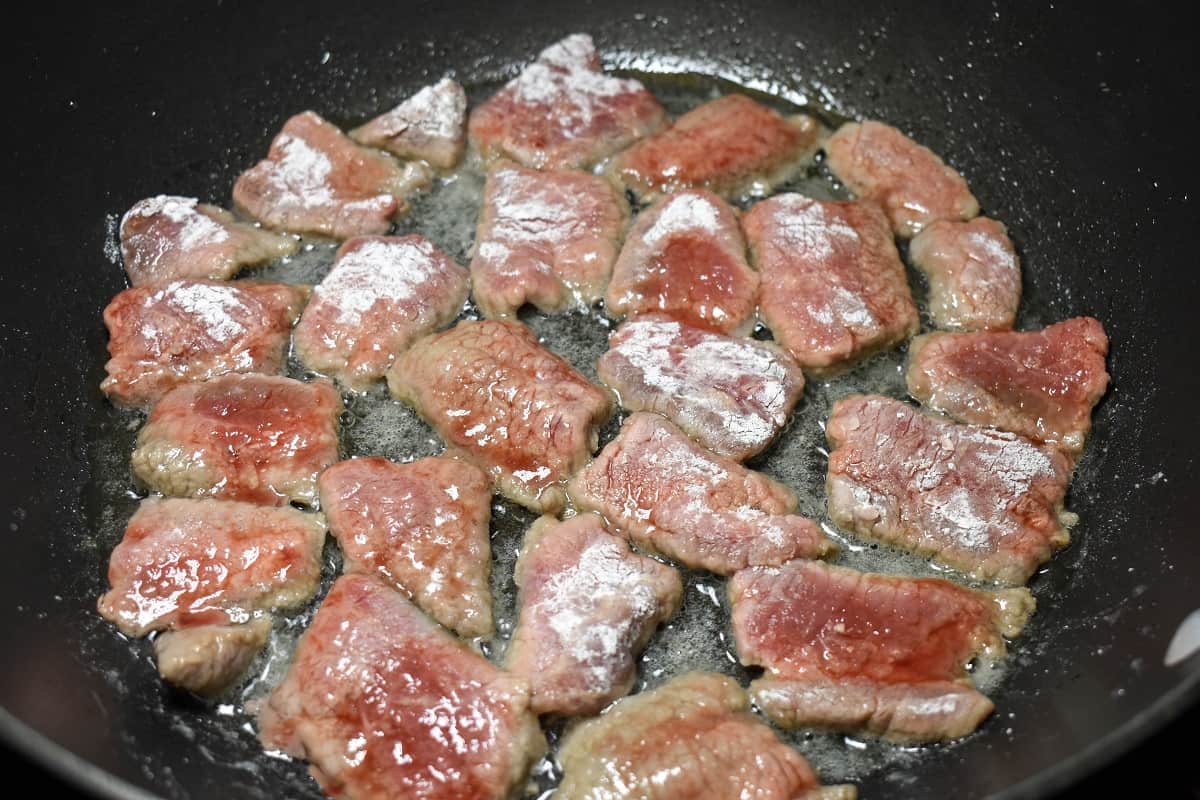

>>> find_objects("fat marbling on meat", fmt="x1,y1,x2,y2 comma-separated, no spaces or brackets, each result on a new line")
730,559,1034,741
97,498,325,694
131,374,341,507
233,111,430,238
292,235,469,389
259,573,545,800
597,314,805,461
906,317,1110,454
568,413,832,575
470,161,627,319
908,217,1022,331
824,120,979,238
317,456,494,638
743,193,918,372
387,319,612,514
351,77,467,169
468,34,667,170
102,279,308,409
610,93,826,201
556,671,855,800
605,189,759,335
119,195,297,286
826,395,1075,583
505,514,681,716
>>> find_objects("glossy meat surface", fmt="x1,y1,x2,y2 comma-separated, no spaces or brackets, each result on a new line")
743,194,918,372
598,314,805,460
318,456,494,638
388,320,611,513
731,560,1033,741
131,374,342,507
556,671,852,800
351,78,467,169
611,94,825,200
468,34,666,170
506,514,681,715
606,189,758,334
102,279,308,409
568,413,831,574
908,217,1021,331
826,395,1075,583
233,111,430,238
906,318,1110,453
824,120,979,238
293,235,469,389
470,161,626,318
259,574,545,800
119,195,297,286
97,498,325,636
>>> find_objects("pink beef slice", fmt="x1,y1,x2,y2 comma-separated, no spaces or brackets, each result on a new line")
906,317,1110,454
730,560,1034,742
101,279,308,409
119,195,298,286
908,217,1022,331
824,120,980,238
468,34,667,170
293,235,469,389
131,374,342,507
258,573,545,800
98,498,325,694
568,413,832,575
743,194,919,373
597,314,805,461
233,111,431,238
505,514,682,716
351,78,467,169
387,320,612,514
606,189,758,335
470,161,627,319
610,94,826,201
317,456,494,638
825,395,1076,584
556,671,855,800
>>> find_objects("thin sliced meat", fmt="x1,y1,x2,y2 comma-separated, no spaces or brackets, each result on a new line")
505,514,681,716
826,395,1075,584
610,93,826,201
317,456,494,638
119,195,298,286
351,78,467,169
568,413,832,575
556,671,855,800
468,33,667,170
470,161,627,318
388,320,612,514
606,189,757,334
730,559,1034,742
259,574,545,800
824,120,979,238
909,217,1021,331
292,235,469,389
744,193,918,372
98,498,325,694
233,111,430,238
131,374,341,507
598,315,805,461
101,279,308,409
906,318,1110,453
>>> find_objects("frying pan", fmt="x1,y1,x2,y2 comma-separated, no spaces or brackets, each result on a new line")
3,0,1197,797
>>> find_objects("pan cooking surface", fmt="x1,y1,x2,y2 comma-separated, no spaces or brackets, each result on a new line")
3,3,1198,799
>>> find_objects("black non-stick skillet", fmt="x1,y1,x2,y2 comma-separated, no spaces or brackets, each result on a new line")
3,1,1198,797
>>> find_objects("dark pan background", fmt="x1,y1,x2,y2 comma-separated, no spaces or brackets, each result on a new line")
3,1,1198,798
